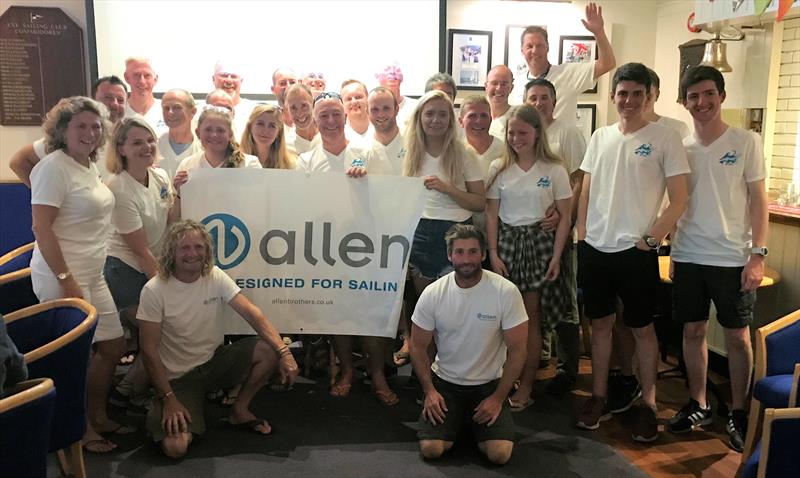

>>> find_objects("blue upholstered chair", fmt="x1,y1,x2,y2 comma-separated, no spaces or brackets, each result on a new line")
742,309,800,461
0,377,57,478
741,406,800,478
0,242,37,315
0,182,33,256
4,299,98,478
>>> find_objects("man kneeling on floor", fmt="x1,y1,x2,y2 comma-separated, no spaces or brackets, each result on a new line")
410,224,528,465
138,220,299,458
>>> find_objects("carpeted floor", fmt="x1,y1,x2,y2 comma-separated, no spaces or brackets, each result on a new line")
59,374,648,478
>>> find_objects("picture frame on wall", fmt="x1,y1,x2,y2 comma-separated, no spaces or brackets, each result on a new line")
559,35,598,94
576,104,597,143
505,25,545,79
447,29,492,90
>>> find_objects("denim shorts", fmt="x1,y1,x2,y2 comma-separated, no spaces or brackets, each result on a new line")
104,255,148,311
409,218,470,280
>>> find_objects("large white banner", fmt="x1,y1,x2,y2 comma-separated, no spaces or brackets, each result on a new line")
182,169,426,338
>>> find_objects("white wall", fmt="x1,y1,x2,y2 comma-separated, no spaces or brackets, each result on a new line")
0,0,89,181
447,0,660,126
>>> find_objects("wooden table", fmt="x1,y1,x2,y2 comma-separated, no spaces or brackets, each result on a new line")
658,256,781,287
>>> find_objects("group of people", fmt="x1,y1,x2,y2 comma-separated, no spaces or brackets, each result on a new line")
7,1,767,466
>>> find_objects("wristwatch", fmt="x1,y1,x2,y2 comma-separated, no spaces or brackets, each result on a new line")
751,246,769,257
643,235,659,250
56,271,72,281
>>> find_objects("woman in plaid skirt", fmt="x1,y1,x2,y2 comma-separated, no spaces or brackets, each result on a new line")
485,105,573,410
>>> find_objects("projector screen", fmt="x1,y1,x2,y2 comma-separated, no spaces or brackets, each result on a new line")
92,0,441,98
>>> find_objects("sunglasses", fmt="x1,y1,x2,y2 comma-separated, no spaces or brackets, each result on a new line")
313,91,342,105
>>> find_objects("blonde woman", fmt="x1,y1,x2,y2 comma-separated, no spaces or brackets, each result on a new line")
485,105,573,410
240,104,296,169
173,106,260,193
403,89,485,297
29,97,129,452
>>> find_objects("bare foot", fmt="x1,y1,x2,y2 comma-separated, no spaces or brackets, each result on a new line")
229,408,272,435
82,425,117,453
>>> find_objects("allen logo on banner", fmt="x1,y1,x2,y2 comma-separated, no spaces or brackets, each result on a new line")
182,168,427,338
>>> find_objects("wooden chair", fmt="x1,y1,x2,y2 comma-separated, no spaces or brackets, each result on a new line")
742,309,800,461
0,378,57,478
0,242,33,285
741,406,800,478
4,299,98,478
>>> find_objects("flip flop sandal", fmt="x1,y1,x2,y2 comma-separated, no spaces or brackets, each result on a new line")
82,438,117,454
373,388,400,406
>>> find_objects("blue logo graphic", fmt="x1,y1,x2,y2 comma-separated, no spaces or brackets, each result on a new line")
536,176,551,188
201,213,250,270
634,143,653,157
397,148,407,160
351,157,365,168
719,150,738,165
159,186,169,199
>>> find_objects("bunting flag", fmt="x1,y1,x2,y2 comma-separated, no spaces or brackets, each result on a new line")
754,0,771,15
777,0,793,21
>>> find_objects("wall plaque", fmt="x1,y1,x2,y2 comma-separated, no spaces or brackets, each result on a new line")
0,6,85,126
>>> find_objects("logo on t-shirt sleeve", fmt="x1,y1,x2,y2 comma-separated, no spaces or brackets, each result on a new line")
718,150,738,165
634,143,653,157
536,176,551,188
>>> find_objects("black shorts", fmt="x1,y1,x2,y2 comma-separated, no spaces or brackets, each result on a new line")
671,261,755,329
576,241,658,328
410,218,471,280
416,374,515,443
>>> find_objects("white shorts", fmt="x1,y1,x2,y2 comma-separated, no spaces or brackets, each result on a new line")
32,269,123,342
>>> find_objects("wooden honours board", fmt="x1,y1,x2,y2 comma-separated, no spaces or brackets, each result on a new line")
0,6,86,126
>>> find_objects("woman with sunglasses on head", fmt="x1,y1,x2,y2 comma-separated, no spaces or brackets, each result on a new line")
240,104,296,169
173,106,260,193
485,105,573,411
403,89,486,298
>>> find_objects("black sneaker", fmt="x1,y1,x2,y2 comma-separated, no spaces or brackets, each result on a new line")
667,399,712,433
726,409,748,452
608,374,641,414
546,369,576,396
631,405,659,443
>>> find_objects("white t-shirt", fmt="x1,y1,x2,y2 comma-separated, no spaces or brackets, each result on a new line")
546,117,587,173
369,132,405,176
137,266,241,380
412,270,528,386
344,123,374,149
30,150,115,276
657,116,692,141
470,135,506,181
106,168,173,273
295,143,373,173
176,151,261,172
288,130,321,156
125,100,167,137
233,98,257,139
510,61,595,126
156,133,202,180
580,122,690,253
488,107,513,139
33,137,112,182
396,96,419,130
414,148,484,222
486,159,571,226
671,127,766,267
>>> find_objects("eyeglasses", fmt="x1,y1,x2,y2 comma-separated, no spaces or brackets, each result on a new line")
313,91,342,105
256,102,283,113
203,105,233,115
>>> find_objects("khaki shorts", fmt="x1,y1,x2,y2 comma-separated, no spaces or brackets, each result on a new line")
146,337,258,442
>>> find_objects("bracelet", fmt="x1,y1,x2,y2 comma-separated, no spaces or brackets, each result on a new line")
162,390,174,400
277,345,291,357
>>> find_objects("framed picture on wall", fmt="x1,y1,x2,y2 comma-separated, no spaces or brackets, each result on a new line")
447,29,492,90
559,35,598,93
504,25,546,79
576,104,597,143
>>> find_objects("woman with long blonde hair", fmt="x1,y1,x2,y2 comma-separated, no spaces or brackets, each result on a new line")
240,104,296,169
485,104,573,410
173,106,260,193
403,89,485,296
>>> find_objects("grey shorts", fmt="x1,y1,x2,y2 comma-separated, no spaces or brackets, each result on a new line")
104,255,148,312
417,374,516,443
146,337,259,442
